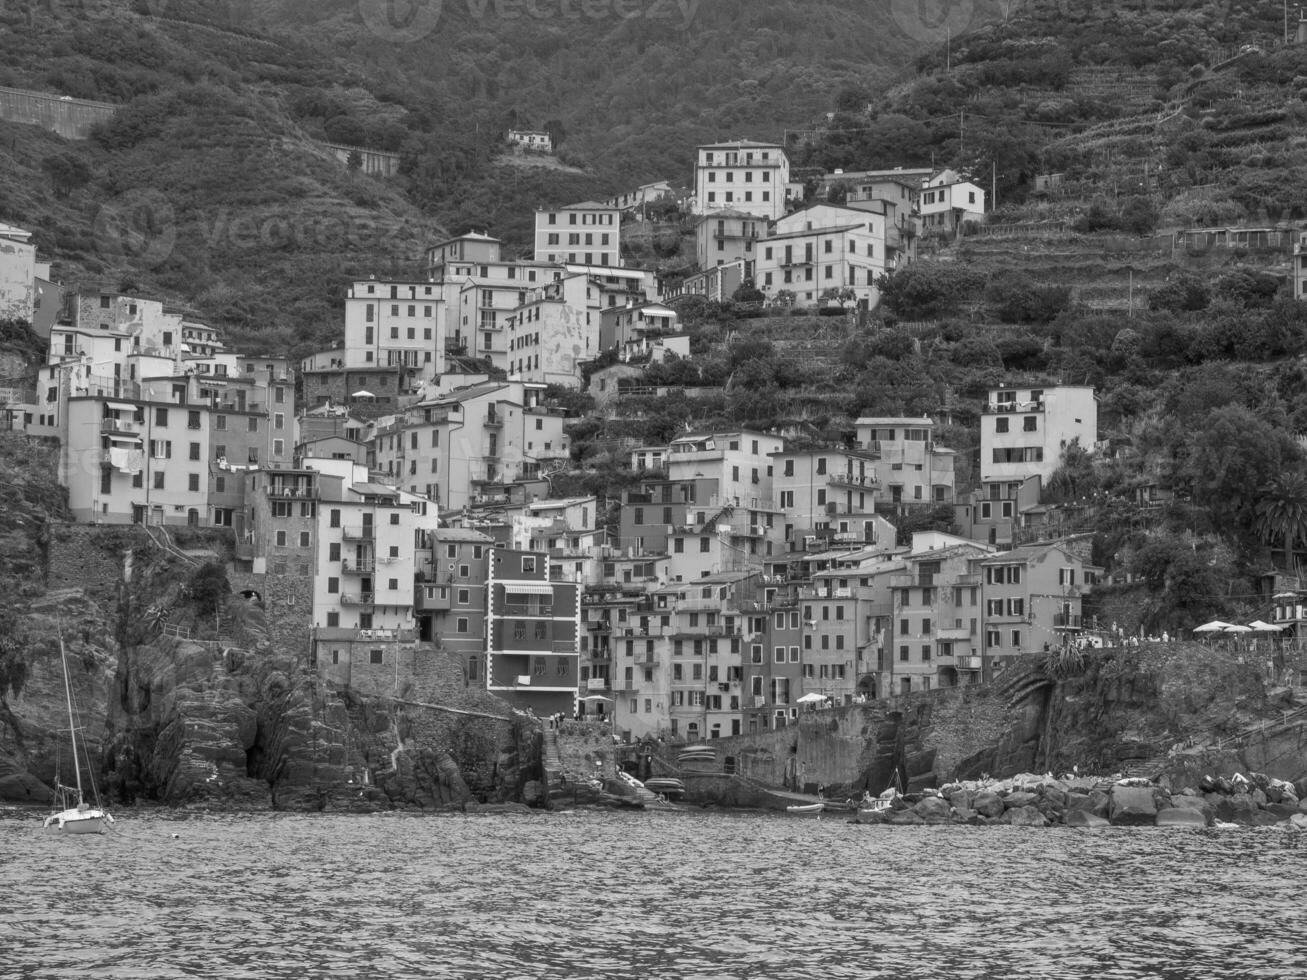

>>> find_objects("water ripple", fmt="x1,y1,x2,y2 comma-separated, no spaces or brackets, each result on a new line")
1,812,1304,979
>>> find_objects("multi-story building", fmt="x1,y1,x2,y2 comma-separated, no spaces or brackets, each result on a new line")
370,379,568,510
854,416,956,507
415,527,496,681
740,597,803,734
503,273,597,388
979,543,1099,674
920,171,987,234
513,496,603,585
0,220,51,327
424,233,565,368
771,447,881,548
754,203,890,307
953,475,1043,549
693,140,791,220
342,277,446,375
695,210,766,270
534,202,621,267
663,430,784,508
299,346,424,418
979,385,1097,485
886,541,992,695
485,546,580,717
605,180,675,213
308,459,440,675
598,301,681,362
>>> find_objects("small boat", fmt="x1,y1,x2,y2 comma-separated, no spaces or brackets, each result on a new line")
43,637,114,835
785,803,825,814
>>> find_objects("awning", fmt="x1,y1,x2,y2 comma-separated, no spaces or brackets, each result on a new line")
108,435,141,444
503,583,555,596
106,402,138,413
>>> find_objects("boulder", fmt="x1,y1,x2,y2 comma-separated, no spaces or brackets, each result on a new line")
1003,804,1049,827
1215,795,1261,825
973,791,1005,818
1156,807,1207,828
914,796,952,821
1299,797,1307,814
1264,784,1285,805
0,771,54,804
1249,809,1281,827
1064,810,1109,828
1087,788,1111,817
521,780,544,806
1289,813,1307,831
951,806,979,824
1250,788,1268,808
1042,786,1068,810
1170,795,1214,822
1265,803,1299,820
945,787,974,811
1064,791,1094,812
855,808,890,825
1004,790,1039,809
1109,785,1158,826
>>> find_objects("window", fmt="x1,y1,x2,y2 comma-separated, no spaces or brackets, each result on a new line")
370,649,384,665
995,417,1009,433
153,472,165,490
154,408,168,427
188,473,200,492
329,543,340,561
189,442,200,461
301,532,311,548
327,576,339,594
1023,415,1038,431
456,618,469,633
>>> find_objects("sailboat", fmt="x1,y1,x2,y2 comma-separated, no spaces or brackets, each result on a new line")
43,636,114,835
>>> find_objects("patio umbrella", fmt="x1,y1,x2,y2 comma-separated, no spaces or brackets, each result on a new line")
1193,621,1234,633
1248,621,1283,631
351,389,376,398
796,692,827,704
1223,624,1253,634
579,695,613,702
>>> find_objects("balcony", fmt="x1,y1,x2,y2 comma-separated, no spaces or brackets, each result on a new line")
314,626,416,643
983,398,1044,415
101,417,141,434
342,525,374,541
585,677,610,692
266,483,317,499
341,559,375,575
502,602,554,618
936,627,972,641
1054,613,1083,628
828,472,878,489
956,655,983,671
586,620,612,633
484,412,503,428
339,593,375,606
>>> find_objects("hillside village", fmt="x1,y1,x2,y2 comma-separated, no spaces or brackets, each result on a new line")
13,118,1302,747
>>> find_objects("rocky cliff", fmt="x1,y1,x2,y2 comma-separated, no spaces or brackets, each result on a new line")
0,437,544,812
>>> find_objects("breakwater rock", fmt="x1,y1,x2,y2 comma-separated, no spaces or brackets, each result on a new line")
853,770,1307,829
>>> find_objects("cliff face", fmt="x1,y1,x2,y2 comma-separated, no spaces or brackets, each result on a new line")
0,504,543,811
954,643,1306,787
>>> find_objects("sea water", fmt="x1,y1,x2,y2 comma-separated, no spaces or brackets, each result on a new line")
1,809,1304,979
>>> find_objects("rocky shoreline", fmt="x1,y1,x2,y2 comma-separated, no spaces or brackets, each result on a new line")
854,770,1307,829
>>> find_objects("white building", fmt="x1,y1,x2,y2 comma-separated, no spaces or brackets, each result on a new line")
535,202,621,267
755,203,890,307
980,385,1097,484
693,140,791,221
920,170,987,234
507,129,552,152
0,221,48,324
342,278,446,375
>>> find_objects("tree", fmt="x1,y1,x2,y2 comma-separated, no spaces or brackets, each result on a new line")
188,562,230,620
877,264,982,320
40,152,92,199
1184,405,1301,533
820,286,856,308
1149,273,1210,313
732,280,765,304
346,148,363,170
1254,472,1307,569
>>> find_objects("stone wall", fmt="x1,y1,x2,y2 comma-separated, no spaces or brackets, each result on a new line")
227,569,312,657
0,86,117,139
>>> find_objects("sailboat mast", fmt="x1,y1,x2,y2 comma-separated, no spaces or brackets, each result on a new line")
58,637,84,803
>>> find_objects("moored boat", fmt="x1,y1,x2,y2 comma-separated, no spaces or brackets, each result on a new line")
785,803,825,814
42,636,114,836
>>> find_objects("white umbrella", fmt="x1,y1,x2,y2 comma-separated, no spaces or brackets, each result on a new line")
351,389,376,398
1223,624,1253,634
579,695,613,702
796,692,827,704
1193,621,1234,633
1248,620,1283,632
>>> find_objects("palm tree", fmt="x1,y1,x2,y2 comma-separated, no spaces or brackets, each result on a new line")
1254,472,1307,571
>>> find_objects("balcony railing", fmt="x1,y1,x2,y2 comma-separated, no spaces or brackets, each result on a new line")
983,399,1044,414
585,677,609,691
502,602,554,617
341,559,375,575
828,472,878,489
586,620,612,632
339,593,375,606
101,417,141,434
1054,613,1083,628
956,655,983,671
342,525,374,541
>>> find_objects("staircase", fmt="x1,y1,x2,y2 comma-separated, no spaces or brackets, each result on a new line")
542,726,571,806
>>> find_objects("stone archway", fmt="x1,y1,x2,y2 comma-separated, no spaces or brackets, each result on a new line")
856,672,878,700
